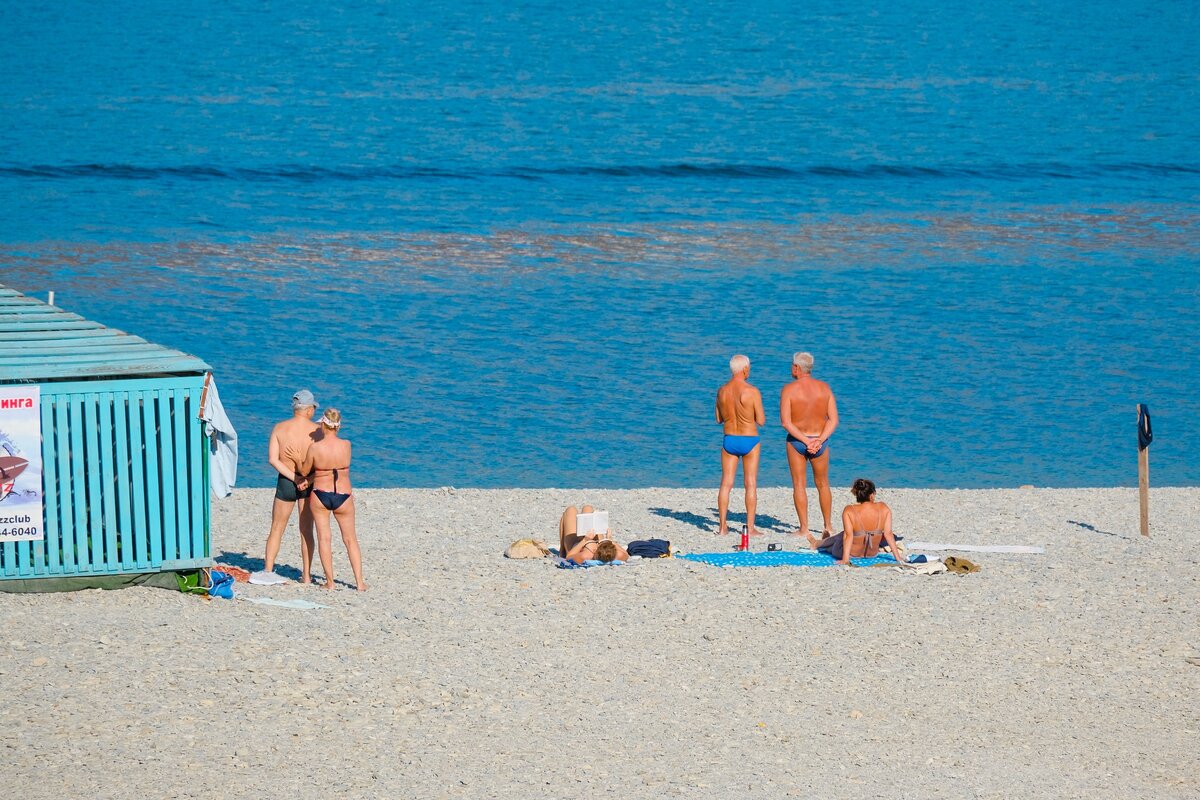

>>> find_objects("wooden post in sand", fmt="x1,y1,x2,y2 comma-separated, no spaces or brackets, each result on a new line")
1138,447,1150,537
1137,404,1150,537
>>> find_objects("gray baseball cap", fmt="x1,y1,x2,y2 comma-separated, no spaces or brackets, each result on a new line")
291,389,318,409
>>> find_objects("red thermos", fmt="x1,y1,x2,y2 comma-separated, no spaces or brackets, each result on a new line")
740,524,750,551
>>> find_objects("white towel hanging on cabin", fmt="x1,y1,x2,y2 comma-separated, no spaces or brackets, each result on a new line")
200,375,238,498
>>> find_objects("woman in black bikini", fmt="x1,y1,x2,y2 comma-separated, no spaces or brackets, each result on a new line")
302,408,366,591
806,478,903,566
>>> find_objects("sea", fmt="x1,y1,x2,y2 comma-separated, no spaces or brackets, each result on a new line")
1,0,1197,489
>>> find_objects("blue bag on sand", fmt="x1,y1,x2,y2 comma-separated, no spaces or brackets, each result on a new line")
208,570,234,599
626,539,671,558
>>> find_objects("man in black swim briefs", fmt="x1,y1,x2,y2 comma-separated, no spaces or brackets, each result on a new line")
252,389,321,585
780,352,839,539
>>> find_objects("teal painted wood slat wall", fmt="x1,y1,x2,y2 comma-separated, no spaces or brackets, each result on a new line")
0,376,211,579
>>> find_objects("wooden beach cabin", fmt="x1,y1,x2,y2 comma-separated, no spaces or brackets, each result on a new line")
0,283,213,585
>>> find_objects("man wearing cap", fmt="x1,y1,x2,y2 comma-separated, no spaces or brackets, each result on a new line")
251,390,322,585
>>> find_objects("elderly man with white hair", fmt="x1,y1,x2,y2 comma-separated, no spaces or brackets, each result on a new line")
780,352,839,538
715,354,765,536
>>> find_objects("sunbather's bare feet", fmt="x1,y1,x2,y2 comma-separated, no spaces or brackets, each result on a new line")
300,577,311,586
717,526,729,536
356,582,368,592
748,527,764,536
803,531,821,549
321,581,335,590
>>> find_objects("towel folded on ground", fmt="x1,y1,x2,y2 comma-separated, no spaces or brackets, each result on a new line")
678,550,899,568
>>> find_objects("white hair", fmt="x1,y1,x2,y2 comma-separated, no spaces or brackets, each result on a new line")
729,354,750,374
793,352,814,373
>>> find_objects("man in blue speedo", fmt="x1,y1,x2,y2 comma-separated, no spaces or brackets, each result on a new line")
780,352,839,539
716,354,765,536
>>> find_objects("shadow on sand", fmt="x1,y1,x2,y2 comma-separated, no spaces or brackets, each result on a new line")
1067,520,1126,538
648,507,795,534
648,507,717,532
214,549,358,589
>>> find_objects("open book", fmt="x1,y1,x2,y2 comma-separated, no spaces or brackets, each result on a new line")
575,510,610,537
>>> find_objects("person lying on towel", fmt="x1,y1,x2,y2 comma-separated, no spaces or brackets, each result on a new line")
559,505,630,565
805,478,902,566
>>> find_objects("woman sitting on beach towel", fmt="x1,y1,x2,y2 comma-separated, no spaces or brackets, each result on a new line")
559,505,629,565
806,478,902,566
302,408,367,591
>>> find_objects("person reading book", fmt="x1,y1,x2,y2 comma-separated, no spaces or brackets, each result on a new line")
558,505,629,565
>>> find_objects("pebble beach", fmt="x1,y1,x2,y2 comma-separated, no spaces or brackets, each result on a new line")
2,486,1197,799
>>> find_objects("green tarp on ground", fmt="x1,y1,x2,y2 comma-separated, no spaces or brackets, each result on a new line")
0,571,186,593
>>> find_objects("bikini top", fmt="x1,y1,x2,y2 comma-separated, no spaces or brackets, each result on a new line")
849,506,888,555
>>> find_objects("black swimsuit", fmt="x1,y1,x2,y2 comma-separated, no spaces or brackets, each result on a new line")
275,474,312,502
313,467,351,511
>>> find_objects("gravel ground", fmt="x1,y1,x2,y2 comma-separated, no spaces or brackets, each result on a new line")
2,486,1197,799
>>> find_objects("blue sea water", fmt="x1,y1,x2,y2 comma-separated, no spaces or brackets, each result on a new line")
1,1,1197,488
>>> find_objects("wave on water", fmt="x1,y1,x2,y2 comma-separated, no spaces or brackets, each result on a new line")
2,161,1199,183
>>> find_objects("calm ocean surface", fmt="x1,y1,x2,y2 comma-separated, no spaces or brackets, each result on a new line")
1,1,1198,488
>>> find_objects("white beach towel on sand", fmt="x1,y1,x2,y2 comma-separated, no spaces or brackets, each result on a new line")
907,542,1044,554
241,597,331,610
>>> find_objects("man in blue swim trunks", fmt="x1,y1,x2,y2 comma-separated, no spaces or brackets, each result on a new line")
716,354,765,536
780,352,839,538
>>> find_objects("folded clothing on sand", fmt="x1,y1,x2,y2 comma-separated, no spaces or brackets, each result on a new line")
678,551,899,568
893,560,948,575
627,538,671,558
214,564,252,582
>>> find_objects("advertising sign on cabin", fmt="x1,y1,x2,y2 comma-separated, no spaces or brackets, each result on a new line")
0,386,43,541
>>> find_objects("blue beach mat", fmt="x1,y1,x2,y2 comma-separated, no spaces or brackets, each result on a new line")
678,550,899,568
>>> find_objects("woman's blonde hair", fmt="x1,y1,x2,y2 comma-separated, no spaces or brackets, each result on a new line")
320,408,342,429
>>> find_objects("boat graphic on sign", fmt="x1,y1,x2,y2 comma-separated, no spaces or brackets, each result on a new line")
0,441,29,502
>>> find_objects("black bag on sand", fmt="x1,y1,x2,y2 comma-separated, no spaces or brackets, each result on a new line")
626,538,671,558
